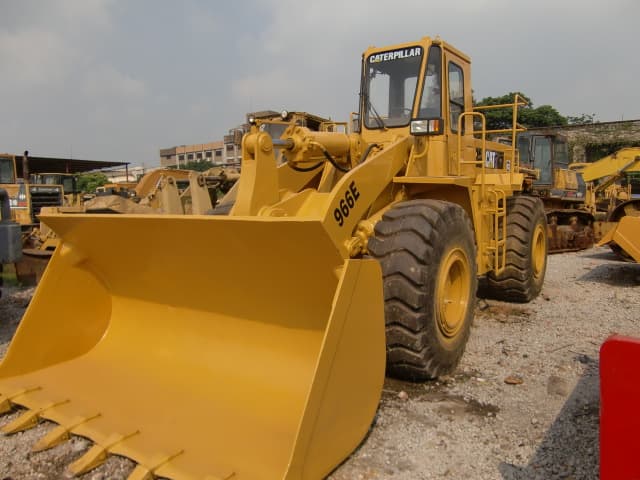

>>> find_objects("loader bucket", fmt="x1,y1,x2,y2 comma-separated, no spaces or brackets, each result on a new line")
0,213,385,480
597,216,640,262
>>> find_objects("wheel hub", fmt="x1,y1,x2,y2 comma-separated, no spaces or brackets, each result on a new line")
532,224,546,278
437,248,471,339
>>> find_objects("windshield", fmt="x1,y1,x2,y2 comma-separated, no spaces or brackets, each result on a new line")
364,46,423,129
0,157,15,184
533,136,553,185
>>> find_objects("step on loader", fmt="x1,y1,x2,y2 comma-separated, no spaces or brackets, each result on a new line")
0,36,547,479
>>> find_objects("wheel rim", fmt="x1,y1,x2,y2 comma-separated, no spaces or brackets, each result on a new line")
437,248,471,340
531,224,546,278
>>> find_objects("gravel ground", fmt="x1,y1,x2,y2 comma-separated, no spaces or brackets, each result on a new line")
0,246,638,479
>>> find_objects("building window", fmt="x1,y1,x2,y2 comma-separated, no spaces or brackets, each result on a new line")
196,152,203,160
205,151,212,158
215,150,222,157
178,155,185,161
187,153,194,160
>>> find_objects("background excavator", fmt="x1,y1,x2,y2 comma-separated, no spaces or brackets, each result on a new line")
517,135,640,258
0,36,547,479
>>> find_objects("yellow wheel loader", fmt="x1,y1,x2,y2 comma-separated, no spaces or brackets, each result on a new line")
580,148,640,262
0,37,547,479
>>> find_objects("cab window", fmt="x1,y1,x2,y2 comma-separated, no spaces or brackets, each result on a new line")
418,45,442,118
448,62,465,132
0,157,15,184
364,46,423,128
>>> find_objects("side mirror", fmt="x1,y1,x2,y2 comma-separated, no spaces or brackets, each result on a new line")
410,118,444,136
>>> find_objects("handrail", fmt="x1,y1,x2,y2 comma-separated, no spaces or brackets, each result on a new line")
473,93,528,184
457,111,487,204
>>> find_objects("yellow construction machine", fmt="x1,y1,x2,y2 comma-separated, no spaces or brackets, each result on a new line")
0,37,547,479
580,148,640,262
0,153,67,285
515,132,596,252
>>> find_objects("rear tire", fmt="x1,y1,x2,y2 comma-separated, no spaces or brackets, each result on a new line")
485,196,547,302
368,200,477,381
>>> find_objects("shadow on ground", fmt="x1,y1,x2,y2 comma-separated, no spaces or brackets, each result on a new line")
578,262,640,286
499,357,600,480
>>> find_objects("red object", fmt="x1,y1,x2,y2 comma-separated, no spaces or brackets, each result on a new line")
600,334,640,480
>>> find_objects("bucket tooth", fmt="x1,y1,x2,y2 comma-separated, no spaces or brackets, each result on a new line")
126,451,185,480
32,414,101,452
0,387,42,414
67,443,109,476
2,400,70,434
126,465,153,480
33,424,71,452
2,409,39,434
67,431,139,476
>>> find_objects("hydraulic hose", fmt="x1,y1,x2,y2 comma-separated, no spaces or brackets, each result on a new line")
358,143,379,165
312,142,350,173
289,161,325,172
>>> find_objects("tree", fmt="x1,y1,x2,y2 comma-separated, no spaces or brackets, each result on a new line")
77,172,109,193
476,92,567,130
567,113,596,125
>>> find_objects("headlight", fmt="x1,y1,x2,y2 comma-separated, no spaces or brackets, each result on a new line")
410,118,443,136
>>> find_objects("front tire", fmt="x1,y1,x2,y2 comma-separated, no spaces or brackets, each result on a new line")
368,200,477,381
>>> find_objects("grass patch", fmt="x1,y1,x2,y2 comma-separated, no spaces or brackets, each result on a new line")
1,264,20,288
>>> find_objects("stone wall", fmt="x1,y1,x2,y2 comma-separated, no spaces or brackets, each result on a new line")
526,119,640,163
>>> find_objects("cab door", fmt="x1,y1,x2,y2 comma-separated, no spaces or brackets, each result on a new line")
443,50,472,176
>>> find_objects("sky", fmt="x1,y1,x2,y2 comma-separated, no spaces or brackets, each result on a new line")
1,0,638,167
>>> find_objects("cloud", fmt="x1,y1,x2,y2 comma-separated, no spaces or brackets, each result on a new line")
82,65,146,99
0,29,72,88
0,0,116,91
1,0,638,166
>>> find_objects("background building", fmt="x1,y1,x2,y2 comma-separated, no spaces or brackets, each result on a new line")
159,129,243,168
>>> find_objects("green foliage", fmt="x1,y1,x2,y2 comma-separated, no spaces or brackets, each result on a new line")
169,160,214,172
77,172,109,193
476,92,567,130
521,104,567,128
567,113,597,125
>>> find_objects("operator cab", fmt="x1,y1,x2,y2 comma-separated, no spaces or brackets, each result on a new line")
361,40,466,137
